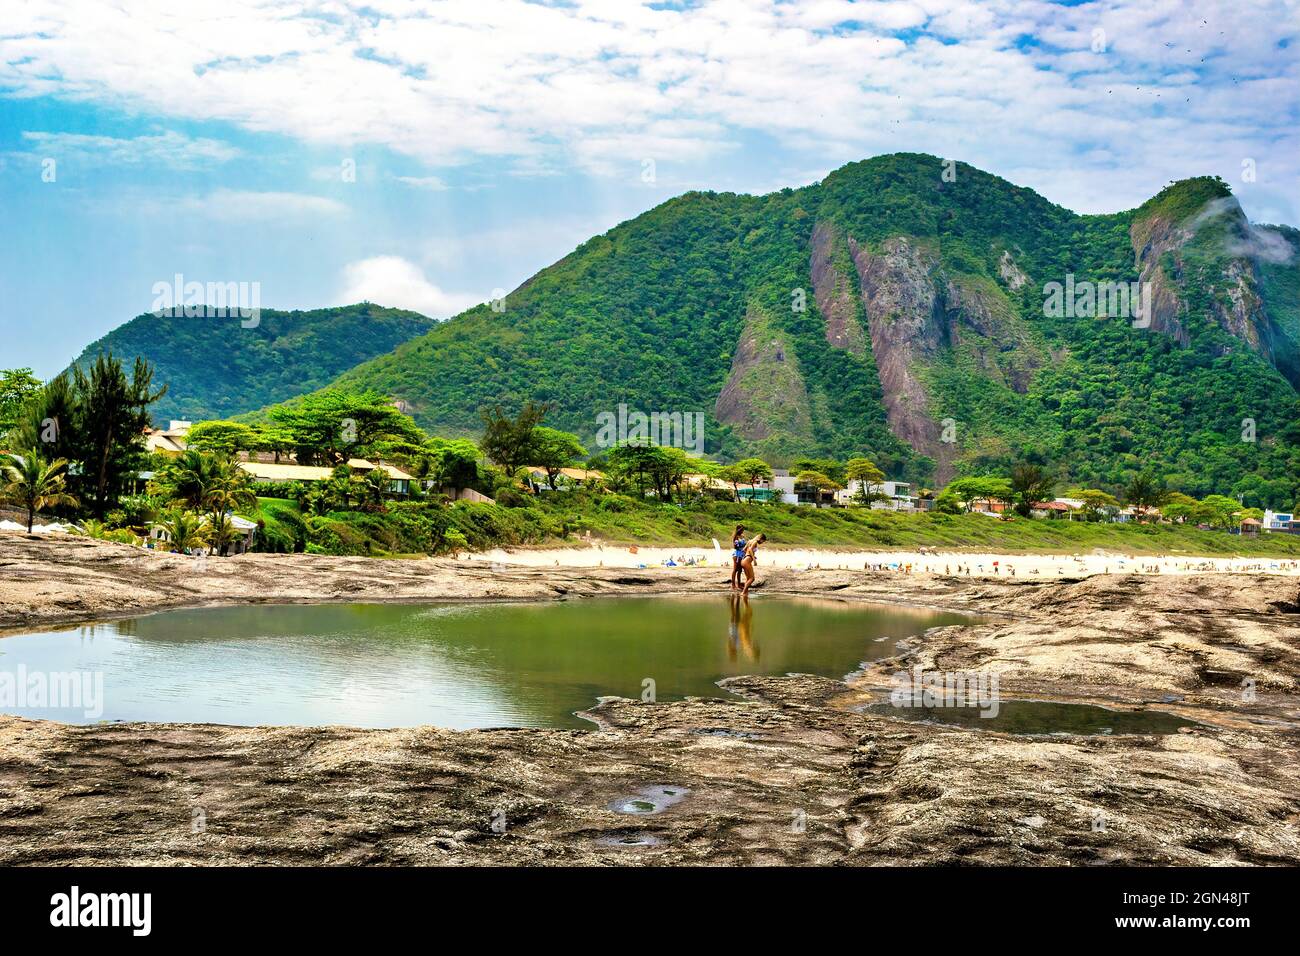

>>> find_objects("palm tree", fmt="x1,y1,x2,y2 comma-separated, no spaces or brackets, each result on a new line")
206,512,236,556
158,508,208,552
359,467,390,511
202,457,256,555
155,449,221,512
155,450,256,553
324,464,359,510
0,450,79,533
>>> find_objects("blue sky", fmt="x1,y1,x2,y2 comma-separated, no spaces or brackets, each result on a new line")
2,0,1298,378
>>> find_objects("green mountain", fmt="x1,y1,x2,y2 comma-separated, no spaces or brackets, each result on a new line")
68,303,433,424
304,154,1300,504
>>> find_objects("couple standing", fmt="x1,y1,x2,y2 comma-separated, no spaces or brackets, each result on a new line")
729,524,766,596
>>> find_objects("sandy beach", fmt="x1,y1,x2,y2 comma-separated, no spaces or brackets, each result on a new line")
476,542,1300,577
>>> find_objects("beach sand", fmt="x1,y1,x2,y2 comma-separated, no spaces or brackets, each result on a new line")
475,543,1300,577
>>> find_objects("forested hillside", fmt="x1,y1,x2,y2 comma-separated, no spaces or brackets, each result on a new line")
68,303,432,424
300,154,1299,503
297,154,1300,504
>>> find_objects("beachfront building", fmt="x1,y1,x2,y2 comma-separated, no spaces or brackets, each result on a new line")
1031,501,1077,519
238,457,418,496
144,420,192,457
836,479,916,510
1263,510,1298,533
522,467,605,492
735,471,799,505
1114,506,1159,523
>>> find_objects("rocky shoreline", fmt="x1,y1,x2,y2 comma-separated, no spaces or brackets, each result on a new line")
1,533,1298,865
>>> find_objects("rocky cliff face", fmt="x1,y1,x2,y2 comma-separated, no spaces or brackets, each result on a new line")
714,305,815,458
846,235,947,469
810,222,866,355
1131,195,1300,386
1130,212,1194,346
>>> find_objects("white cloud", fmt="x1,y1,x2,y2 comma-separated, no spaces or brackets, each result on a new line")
18,129,240,167
0,0,1297,216
180,189,347,222
394,174,449,190
338,256,481,318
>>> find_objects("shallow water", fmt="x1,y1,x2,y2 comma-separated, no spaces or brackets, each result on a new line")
863,699,1197,736
0,596,970,729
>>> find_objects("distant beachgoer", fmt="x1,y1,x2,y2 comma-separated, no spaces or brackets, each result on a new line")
740,533,767,597
730,524,747,591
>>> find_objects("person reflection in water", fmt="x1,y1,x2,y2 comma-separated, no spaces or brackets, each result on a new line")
727,593,758,661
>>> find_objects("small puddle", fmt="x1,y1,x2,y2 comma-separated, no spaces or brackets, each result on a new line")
862,699,1198,736
609,785,690,815
596,832,664,848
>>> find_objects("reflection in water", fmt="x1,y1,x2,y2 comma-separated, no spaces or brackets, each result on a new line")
1,596,973,730
727,596,758,662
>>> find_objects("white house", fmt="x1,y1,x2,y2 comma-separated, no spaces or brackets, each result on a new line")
1263,509,1296,532
837,479,916,510
736,472,798,504
143,420,192,457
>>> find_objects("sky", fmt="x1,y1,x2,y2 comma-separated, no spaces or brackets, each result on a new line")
2,0,1298,378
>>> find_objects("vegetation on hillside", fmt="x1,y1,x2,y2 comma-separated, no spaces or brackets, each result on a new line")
278,154,1300,506
67,303,432,424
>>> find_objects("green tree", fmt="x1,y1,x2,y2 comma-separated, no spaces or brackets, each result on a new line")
186,421,260,456
480,402,549,474
734,457,774,502
154,449,256,553
1124,471,1169,521
107,494,161,532
793,469,842,505
10,373,77,463
1065,488,1120,522
359,467,391,511
608,442,674,499
323,464,362,510
0,368,42,438
1159,491,1199,523
0,450,79,533
1010,463,1055,518
157,508,208,552
944,476,1014,512
428,438,481,496
845,457,886,505
791,457,845,487
531,427,588,490
717,463,748,502
1196,494,1247,530
71,354,167,518
269,390,425,465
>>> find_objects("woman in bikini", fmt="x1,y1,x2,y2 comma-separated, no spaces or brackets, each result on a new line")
730,524,746,591
740,533,766,597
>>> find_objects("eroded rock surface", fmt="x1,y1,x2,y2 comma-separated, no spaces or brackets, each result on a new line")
1,536,1298,865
